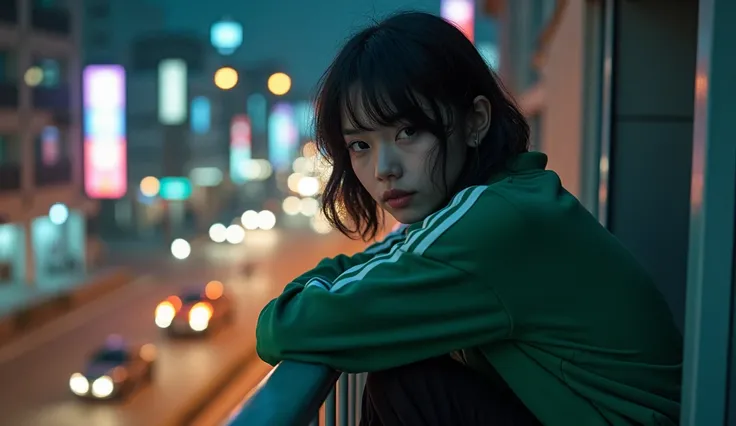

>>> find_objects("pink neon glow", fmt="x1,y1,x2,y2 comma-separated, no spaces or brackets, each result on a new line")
83,65,127,199
83,65,125,108
230,115,251,149
84,139,127,199
441,0,475,43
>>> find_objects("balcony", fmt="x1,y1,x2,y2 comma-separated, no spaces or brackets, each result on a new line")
31,6,70,36
0,0,18,25
0,162,21,191
32,85,70,111
0,83,18,108
35,157,72,186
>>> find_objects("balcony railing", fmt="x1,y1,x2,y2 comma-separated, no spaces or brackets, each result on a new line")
227,361,366,426
35,157,72,186
0,162,21,191
31,6,71,35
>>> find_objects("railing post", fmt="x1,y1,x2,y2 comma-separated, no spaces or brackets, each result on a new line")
325,385,337,426
348,374,356,426
338,374,349,426
355,373,365,423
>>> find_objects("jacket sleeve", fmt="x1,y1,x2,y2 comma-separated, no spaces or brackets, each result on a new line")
281,225,408,293
256,186,518,372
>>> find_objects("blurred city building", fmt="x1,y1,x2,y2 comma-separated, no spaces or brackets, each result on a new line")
80,0,302,242
0,0,96,287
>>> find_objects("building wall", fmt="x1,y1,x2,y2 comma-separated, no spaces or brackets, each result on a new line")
491,1,595,208
0,0,98,284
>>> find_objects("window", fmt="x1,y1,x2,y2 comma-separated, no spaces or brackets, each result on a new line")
34,127,67,165
0,134,21,164
0,51,18,84
31,57,67,88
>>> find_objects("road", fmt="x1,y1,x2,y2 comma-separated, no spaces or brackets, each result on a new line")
0,228,366,426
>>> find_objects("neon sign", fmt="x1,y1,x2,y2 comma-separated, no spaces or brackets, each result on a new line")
83,65,127,199
268,103,298,173
230,115,252,184
441,0,475,43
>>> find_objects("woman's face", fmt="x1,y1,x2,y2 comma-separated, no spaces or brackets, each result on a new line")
341,104,469,225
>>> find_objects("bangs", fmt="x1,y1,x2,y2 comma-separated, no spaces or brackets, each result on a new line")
341,78,451,136
321,29,461,139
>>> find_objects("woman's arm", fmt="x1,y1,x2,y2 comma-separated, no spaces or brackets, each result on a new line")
256,186,521,372
287,227,407,292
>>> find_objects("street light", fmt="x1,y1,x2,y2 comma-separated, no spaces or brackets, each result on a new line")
140,176,160,197
267,72,291,96
214,67,238,90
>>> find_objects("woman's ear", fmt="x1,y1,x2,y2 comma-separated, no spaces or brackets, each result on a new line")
466,95,491,148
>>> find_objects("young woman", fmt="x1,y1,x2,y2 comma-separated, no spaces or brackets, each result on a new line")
256,11,682,426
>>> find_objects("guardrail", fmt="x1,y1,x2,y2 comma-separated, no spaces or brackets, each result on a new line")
226,361,367,426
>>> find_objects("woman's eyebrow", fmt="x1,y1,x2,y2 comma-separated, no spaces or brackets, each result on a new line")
342,128,366,136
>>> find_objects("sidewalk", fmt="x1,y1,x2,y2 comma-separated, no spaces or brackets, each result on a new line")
0,234,188,345
0,266,135,317
0,267,133,345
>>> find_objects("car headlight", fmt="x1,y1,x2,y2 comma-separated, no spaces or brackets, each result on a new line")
188,302,212,331
69,372,89,395
155,302,176,328
91,375,114,398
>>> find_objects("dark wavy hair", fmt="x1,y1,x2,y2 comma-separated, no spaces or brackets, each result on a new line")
314,11,529,241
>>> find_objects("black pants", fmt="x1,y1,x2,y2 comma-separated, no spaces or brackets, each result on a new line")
360,357,542,426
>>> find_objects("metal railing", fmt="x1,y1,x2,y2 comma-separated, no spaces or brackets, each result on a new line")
226,361,367,426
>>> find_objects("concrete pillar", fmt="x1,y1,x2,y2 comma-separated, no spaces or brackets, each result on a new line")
17,0,36,286
681,0,736,423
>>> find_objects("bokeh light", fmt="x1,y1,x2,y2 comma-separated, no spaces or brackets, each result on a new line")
208,223,227,243
226,224,245,244
214,67,238,90
171,238,191,260
140,176,160,197
49,203,69,225
267,72,291,95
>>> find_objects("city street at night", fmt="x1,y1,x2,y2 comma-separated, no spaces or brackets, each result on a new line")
0,229,365,426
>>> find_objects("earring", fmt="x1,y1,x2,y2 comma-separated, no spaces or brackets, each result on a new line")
474,133,480,147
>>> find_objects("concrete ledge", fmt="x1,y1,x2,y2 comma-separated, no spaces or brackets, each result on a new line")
160,348,258,426
0,268,134,346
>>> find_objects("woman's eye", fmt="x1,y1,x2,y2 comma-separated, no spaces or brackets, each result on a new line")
348,141,370,152
397,127,417,139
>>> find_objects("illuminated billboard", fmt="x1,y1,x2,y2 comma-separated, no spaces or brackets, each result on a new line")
158,59,187,125
268,103,298,173
230,115,252,184
191,96,211,134
83,65,127,199
441,0,475,43
211,19,243,55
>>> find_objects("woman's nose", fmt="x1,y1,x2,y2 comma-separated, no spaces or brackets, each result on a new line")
375,145,402,181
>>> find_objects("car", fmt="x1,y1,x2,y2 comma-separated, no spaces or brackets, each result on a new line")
69,335,156,400
154,280,234,335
